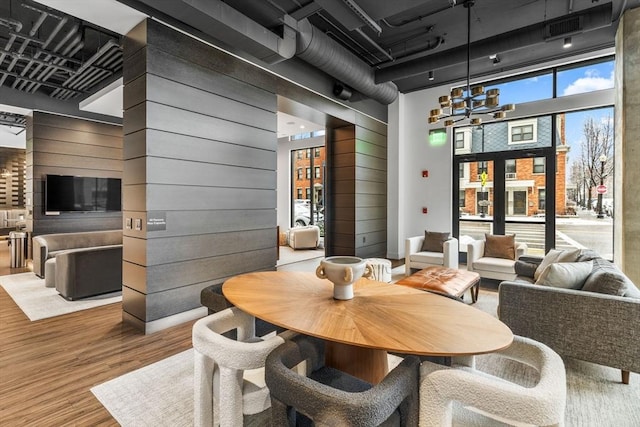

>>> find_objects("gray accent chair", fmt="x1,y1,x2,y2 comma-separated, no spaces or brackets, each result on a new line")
265,334,420,426
55,245,122,300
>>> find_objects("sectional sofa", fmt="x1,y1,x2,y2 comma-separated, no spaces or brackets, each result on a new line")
32,230,123,300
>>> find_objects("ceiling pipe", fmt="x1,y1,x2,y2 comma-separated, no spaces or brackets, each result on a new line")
181,0,297,64
26,31,84,93
0,18,23,69
52,39,120,99
297,18,398,105
15,17,70,90
0,10,49,86
375,3,612,84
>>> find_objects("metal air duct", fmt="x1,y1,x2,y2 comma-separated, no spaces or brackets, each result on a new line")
297,19,398,105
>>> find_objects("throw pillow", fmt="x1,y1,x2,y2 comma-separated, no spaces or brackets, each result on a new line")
533,248,581,281
535,261,593,289
421,231,451,253
581,258,637,297
483,234,516,260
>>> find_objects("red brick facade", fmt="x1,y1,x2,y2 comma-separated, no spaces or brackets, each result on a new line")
293,146,326,203
460,115,569,217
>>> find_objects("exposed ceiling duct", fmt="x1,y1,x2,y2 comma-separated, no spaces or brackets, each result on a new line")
376,3,613,84
297,18,398,105
0,0,123,101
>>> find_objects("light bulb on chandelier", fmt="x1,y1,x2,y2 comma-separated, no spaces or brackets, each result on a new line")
428,0,515,127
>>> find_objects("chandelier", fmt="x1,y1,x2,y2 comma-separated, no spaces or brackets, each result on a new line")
428,0,514,127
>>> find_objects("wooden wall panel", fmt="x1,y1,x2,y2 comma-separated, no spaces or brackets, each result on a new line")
326,117,388,258
122,19,278,331
26,112,123,235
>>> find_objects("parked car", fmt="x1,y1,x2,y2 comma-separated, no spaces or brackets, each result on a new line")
294,205,324,226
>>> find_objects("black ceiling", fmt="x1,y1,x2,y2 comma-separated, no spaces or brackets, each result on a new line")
221,0,634,92
0,0,122,108
1,0,639,121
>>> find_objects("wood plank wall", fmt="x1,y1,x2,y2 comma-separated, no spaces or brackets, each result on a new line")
327,117,388,258
0,147,26,207
121,20,278,331
25,112,123,235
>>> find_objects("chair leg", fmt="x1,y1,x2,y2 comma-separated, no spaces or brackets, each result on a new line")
622,370,630,385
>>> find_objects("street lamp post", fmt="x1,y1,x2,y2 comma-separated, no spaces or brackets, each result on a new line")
597,154,607,219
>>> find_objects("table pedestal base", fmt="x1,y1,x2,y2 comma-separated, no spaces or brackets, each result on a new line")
325,341,388,384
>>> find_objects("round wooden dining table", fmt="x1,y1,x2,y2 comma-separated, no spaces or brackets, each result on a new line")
223,271,513,383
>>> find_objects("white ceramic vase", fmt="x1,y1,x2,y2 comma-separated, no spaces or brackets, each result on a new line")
316,256,372,300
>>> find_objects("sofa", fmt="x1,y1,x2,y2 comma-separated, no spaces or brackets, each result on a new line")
498,249,640,384
467,235,527,281
32,230,123,300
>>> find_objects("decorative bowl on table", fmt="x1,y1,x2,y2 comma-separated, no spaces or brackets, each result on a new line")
316,256,372,300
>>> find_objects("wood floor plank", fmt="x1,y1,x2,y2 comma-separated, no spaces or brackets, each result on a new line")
0,245,196,426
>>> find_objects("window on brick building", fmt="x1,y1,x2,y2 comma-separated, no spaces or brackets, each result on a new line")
306,187,311,199
297,168,302,180
306,148,311,158
297,150,303,159
297,188,302,199
533,157,545,174
459,163,465,179
306,167,311,179
459,190,465,207
477,161,488,178
455,132,465,149
314,148,321,157
538,189,546,210
314,167,320,178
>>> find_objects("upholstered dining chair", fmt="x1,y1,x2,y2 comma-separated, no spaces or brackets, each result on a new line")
419,335,566,427
265,335,421,426
192,306,294,427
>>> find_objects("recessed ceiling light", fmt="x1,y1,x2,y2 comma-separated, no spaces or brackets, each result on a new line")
300,125,305,129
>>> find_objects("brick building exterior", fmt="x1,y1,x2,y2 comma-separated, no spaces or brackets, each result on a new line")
293,146,326,205
457,115,568,217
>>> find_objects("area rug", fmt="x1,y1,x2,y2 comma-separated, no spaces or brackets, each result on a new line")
0,272,122,321
93,291,639,427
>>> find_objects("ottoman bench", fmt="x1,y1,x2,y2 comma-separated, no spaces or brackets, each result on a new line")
395,266,480,303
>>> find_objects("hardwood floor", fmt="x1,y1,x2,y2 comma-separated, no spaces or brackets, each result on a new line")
0,244,195,426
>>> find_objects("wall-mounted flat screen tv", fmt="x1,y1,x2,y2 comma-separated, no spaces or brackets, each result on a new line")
45,175,122,212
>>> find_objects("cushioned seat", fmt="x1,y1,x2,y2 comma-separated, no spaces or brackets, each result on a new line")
419,335,566,427
466,234,527,281
192,307,294,426
265,335,420,426
44,258,56,288
405,232,458,276
288,225,320,249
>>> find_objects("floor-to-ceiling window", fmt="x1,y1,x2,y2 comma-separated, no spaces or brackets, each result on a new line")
290,131,326,236
453,57,615,260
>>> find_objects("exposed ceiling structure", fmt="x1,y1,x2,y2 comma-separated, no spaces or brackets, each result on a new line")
0,0,638,128
119,0,638,105
0,0,124,128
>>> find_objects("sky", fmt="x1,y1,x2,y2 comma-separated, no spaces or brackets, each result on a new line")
492,59,615,166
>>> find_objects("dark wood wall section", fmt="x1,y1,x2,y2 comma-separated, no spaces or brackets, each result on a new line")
25,112,123,235
0,147,26,208
326,116,388,258
122,20,278,330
